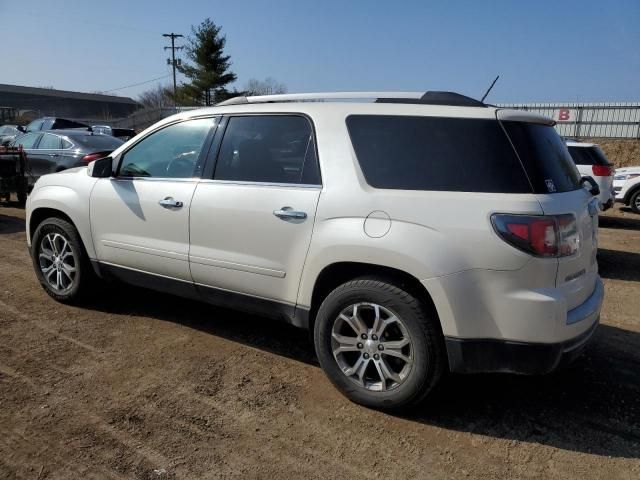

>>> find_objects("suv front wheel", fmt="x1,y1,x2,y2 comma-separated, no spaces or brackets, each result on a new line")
31,217,95,303
314,277,445,409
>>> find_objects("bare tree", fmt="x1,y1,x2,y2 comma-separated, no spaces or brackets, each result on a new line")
138,84,174,109
244,77,287,96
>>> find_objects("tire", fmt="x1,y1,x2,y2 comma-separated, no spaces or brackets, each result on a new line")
630,189,640,214
31,217,95,303
314,277,445,409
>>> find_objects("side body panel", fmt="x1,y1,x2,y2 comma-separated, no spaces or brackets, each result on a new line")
26,168,99,258
90,178,197,281
296,110,549,341
189,181,320,305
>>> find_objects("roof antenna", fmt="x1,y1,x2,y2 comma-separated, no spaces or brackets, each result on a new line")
480,75,500,103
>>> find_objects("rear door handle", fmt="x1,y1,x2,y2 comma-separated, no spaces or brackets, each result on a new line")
159,197,183,208
273,207,307,220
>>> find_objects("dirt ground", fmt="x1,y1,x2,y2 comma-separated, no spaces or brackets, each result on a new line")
0,203,638,480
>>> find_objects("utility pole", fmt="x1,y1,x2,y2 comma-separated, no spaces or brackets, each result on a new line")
163,33,183,106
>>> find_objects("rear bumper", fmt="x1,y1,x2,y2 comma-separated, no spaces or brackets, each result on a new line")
601,198,614,211
445,318,599,374
444,279,603,374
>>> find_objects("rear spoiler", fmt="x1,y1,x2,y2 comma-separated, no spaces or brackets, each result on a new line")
495,109,555,126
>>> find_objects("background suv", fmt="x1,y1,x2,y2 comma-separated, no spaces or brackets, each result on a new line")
614,166,640,213
25,91,603,409
566,139,614,210
22,117,89,133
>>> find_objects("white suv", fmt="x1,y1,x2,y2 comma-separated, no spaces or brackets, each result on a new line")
613,166,640,213
25,92,604,409
565,140,615,210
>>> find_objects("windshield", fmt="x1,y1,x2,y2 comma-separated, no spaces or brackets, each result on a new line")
501,122,582,194
26,119,44,132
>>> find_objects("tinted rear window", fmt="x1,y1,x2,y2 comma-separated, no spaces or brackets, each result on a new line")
567,145,610,166
52,119,88,129
346,115,531,193
503,123,581,193
69,134,123,149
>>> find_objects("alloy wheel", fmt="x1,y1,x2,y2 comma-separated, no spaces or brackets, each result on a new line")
38,233,77,293
331,303,413,391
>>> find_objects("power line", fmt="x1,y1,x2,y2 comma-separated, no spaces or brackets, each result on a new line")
163,33,184,106
102,74,173,93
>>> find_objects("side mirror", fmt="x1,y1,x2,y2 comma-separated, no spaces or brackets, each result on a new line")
88,156,113,178
581,176,600,196
17,126,26,133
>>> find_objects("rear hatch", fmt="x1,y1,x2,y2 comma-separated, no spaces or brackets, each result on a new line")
567,144,614,193
498,111,599,311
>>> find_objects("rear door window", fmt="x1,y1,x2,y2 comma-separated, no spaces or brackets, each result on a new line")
37,133,62,150
346,115,531,193
214,115,321,185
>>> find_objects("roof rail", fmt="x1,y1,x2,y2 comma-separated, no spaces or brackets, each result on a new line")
216,91,486,107
217,92,424,106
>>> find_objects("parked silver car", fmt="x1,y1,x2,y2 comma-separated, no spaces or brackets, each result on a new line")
12,130,123,184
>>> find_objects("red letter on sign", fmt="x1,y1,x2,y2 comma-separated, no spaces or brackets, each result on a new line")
558,108,570,121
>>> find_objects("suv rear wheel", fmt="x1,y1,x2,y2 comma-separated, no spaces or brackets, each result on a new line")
314,277,445,409
31,217,95,303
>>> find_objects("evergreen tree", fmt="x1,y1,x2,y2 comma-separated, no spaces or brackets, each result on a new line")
177,18,237,105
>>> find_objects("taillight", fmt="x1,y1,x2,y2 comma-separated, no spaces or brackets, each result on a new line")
492,214,579,258
592,164,613,176
81,151,110,163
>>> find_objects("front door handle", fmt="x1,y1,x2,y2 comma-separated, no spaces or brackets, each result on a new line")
159,197,183,208
273,207,307,220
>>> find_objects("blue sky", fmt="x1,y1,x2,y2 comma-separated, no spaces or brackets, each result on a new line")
1,0,639,102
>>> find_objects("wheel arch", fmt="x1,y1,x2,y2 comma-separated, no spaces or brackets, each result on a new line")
624,183,640,205
27,185,96,259
28,204,96,260
29,207,74,239
306,261,442,335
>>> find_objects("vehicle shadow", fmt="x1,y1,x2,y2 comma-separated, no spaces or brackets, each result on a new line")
598,248,640,282
0,213,26,234
93,285,317,366
90,284,640,460
599,214,640,231
408,323,640,459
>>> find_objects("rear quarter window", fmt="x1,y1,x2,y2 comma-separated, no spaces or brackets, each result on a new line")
346,115,532,193
567,146,610,166
503,123,581,194
69,134,124,149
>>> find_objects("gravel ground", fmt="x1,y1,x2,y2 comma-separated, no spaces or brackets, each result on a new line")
0,203,638,479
